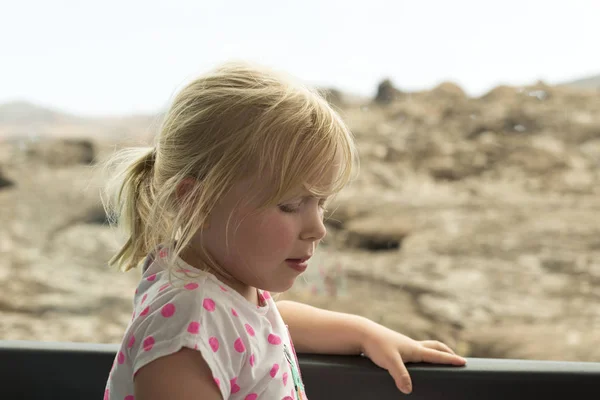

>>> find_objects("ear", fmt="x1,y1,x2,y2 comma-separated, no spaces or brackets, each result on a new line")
176,177,198,202
175,177,211,229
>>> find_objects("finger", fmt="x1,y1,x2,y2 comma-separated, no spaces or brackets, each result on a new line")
388,352,413,395
420,340,456,355
420,348,467,365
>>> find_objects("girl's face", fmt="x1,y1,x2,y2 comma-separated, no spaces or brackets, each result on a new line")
191,177,329,300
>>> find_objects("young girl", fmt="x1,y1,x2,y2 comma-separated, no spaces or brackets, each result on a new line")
102,61,466,400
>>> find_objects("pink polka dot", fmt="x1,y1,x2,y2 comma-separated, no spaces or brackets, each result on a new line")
244,323,255,336
283,372,288,386
283,397,294,400
134,288,138,295
159,248,168,258
209,337,219,352
127,335,135,348
245,394,257,400
249,353,256,367
263,291,271,300
184,282,198,290
187,321,200,334
143,336,155,351
159,283,170,292
104,389,109,400
268,333,282,345
117,351,125,364
230,377,240,394
141,293,147,304
219,285,228,292
161,303,176,318
234,338,246,353
147,274,157,281
124,396,134,400
231,308,238,317
140,306,150,317
203,298,216,311
270,363,280,377
213,377,220,387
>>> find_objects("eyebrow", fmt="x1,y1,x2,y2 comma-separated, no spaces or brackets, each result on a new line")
283,194,322,201
299,195,329,201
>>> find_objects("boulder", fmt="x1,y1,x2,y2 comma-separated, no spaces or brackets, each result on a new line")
345,215,412,251
0,167,14,189
374,79,403,104
26,138,96,166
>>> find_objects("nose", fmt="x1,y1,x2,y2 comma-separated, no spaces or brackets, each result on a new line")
300,205,327,242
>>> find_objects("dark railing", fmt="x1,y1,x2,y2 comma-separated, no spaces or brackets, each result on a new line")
1,340,599,399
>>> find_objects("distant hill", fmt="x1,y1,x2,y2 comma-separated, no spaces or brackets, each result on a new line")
0,101,77,125
561,74,600,90
0,101,158,142
1,73,598,141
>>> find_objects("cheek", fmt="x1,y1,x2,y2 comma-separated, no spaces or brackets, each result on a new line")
238,213,296,252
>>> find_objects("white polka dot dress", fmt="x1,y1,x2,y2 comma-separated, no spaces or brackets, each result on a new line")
104,249,308,400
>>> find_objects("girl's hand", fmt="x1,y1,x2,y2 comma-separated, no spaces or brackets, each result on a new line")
360,322,467,395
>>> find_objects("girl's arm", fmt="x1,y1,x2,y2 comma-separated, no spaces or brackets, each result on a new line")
276,300,373,355
276,300,467,395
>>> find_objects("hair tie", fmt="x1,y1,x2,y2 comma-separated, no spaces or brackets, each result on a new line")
144,147,157,169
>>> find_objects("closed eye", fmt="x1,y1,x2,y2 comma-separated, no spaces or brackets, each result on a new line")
278,196,329,214
278,204,299,213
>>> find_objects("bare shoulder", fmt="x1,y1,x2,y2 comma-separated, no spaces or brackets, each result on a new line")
134,347,223,400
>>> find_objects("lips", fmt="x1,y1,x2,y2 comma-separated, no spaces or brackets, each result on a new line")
286,255,312,263
286,257,310,263
285,256,311,273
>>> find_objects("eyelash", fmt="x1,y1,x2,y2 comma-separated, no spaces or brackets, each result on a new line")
279,204,299,213
278,201,327,214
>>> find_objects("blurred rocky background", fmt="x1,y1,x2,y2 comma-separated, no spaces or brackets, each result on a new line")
1,75,599,362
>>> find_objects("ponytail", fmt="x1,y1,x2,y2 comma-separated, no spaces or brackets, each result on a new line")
101,146,157,272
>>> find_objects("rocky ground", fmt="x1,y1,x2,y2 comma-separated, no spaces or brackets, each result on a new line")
1,80,599,362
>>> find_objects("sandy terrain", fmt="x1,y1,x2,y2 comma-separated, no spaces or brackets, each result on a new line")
1,80,599,361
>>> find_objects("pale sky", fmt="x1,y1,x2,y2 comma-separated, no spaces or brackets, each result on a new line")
1,0,599,116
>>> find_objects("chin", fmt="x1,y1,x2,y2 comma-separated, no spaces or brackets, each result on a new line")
265,277,297,294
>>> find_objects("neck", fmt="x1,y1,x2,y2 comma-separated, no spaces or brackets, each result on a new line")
179,246,260,306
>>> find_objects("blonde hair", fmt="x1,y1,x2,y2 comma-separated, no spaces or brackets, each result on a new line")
101,61,358,276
